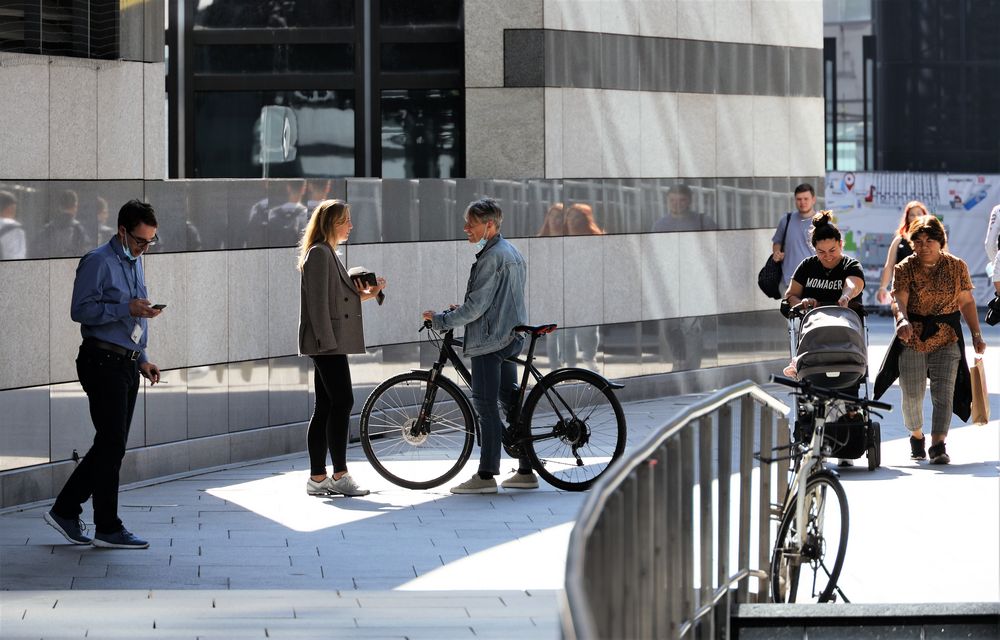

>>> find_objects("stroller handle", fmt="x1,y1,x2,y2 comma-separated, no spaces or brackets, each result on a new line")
770,375,893,411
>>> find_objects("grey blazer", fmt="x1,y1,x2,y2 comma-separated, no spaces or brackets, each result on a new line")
298,243,365,355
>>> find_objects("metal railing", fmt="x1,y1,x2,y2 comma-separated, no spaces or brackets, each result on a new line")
561,380,791,639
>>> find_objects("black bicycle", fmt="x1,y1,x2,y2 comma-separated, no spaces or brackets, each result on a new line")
359,322,627,491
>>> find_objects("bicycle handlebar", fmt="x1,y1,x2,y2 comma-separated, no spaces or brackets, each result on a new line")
770,375,893,411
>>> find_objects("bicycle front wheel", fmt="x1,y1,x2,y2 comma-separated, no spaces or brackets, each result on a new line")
770,473,850,603
360,371,475,490
522,369,626,491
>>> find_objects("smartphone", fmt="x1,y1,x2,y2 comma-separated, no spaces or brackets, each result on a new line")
152,303,167,310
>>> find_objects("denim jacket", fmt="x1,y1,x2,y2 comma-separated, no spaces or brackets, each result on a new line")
431,234,527,357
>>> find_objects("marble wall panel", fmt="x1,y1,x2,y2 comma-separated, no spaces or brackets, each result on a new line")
267,247,299,357
786,0,823,49
545,88,564,178
228,360,269,432
144,369,188,446
753,96,791,177
0,56,48,179
603,0,640,34
465,88,544,179
268,356,309,427
47,259,77,385
716,95,755,178
527,237,565,327
344,179,382,244
677,0,716,41
143,63,166,180
637,0,678,37
0,261,50,389
602,235,642,324
419,241,461,323
676,232,719,316
716,0,753,43
751,0,790,46
639,92,678,179
601,90,641,178
563,235,605,326
143,253,188,370
561,89,603,178
379,242,422,345
227,250,269,362
344,243,388,346
49,62,98,179
716,231,758,314
678,93,717,178
97,61,144,179
0,387,50,471
789,98,825,178
186,251,228,365
187,364,229,439
552,0,603,32
640,233,680,320
465,0,542,88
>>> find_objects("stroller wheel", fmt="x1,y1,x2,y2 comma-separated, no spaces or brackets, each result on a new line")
867,422,881,471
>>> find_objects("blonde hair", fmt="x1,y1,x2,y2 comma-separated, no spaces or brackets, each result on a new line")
566,203,604,235
297,199,350,271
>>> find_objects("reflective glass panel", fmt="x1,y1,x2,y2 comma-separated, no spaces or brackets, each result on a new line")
380,89,462,179
194,0,354,29
380,0,461,27
380,43,462,74
194,44,354,74
193,90,355,178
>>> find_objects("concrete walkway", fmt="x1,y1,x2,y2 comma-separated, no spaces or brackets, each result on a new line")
2,318,998,639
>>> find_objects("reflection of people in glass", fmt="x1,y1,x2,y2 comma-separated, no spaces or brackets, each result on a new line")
248,180,308,247
0,190,27,260
651,184,717,232
536,202,565,236
95,196,115,242
658,317,705,372
41,189,92,257
554,203,602,372
305,178,332,211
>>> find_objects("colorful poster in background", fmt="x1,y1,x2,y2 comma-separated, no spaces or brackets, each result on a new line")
825,172,999,306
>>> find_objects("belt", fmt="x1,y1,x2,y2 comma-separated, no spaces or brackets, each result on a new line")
83,338,141,361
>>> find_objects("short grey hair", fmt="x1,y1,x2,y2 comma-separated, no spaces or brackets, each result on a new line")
465,197,503,229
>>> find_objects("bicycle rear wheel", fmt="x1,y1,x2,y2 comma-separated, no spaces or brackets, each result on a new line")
770,473,849,603
360,371,475,490
522,369,626,491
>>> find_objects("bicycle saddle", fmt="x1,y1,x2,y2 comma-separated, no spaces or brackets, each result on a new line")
514,323,557,336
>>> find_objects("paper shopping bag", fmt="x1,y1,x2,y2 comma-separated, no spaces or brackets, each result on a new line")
970,358,990,425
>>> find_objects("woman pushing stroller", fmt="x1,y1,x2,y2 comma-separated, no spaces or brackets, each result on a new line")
781,211,866,389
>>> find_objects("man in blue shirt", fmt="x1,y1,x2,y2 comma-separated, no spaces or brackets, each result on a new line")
44,200,163,549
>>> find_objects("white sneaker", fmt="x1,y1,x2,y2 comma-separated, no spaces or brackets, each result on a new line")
306,474,370,497
328,473,370,497
450,474,498,494
501,471,539,489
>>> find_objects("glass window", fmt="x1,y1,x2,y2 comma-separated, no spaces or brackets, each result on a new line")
194,44,354,74
194,0,354,29
194,90,355,178
380,89,461,179
380,0,461,27
0,0,118,58
380,42,462,74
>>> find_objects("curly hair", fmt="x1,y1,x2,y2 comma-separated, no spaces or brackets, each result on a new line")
809,210,841,246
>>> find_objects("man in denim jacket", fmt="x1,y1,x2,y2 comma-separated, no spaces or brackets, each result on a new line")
423,198,535,493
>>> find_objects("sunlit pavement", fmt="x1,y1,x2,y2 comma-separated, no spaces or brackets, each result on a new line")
1,318,997,639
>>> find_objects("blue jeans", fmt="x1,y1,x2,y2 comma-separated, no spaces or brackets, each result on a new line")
471,336,527,476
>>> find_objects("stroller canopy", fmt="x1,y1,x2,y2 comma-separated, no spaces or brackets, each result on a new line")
795,306,867,389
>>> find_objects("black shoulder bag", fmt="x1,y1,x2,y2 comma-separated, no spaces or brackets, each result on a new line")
757,212,792,300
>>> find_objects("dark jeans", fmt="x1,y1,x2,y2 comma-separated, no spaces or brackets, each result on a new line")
53,343,139,534
471,337,529,476
307,354,354,476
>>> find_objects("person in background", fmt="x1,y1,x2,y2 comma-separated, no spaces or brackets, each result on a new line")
771,183,818,293
875,216,987,465
45,200,163,549
423,198,534,494
0,190,26,260
985,203,1000,296
651,184,718,232
876,200,929,305
298,199,384,498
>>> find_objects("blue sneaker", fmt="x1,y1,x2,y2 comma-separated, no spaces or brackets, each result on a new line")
44,510,91,545
92,528,149,549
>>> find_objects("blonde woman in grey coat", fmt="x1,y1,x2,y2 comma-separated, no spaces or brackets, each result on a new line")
298,199,385,496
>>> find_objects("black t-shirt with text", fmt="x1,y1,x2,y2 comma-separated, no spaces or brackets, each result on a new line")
792,255,865,314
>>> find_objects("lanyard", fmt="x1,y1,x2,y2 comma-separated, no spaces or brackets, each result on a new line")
118,250,140,299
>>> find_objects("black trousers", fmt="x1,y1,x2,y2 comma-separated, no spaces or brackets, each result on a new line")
53,343,139,533
307,354,354,476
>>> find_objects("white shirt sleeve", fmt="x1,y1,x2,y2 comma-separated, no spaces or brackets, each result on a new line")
986,204,1000,282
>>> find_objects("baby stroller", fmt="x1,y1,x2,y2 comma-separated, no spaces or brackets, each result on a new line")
785,304,882,470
